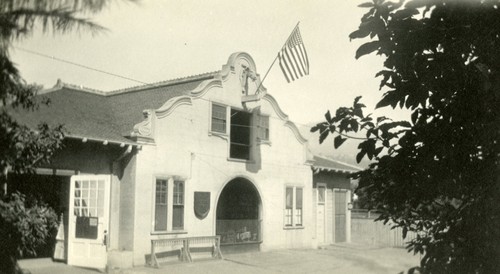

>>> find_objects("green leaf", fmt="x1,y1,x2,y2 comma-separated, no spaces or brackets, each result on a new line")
392,8,419,20
356,151,366,163
310,125,320,132
350,119,359,132
353,107,364,118
377,116,389,124
376,91,400,109
349,28,371,40
325,110,332,123
405,0,428,9
397,121,411,128
354,96,363,105
334,135,347,149
319,130,329,144
355,41,381,59
358,2,374,8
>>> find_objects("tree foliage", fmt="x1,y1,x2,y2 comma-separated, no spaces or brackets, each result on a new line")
0,0,114,181
0,1,116,272
312,0,500,272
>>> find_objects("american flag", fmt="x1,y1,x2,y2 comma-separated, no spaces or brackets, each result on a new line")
278,26,309,83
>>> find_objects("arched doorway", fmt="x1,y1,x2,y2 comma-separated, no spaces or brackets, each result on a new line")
216,177,262,252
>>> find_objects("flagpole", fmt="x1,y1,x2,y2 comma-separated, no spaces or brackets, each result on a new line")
256,21,300,94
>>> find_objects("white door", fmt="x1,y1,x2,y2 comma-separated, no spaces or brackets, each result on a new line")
316,186,326,244
68,175,110,269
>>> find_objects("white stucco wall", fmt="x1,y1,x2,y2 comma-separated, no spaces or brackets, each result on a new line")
127,53,314,265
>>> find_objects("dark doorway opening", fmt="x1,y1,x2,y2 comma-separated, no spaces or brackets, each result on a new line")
216,178,261,252
7,174,70,259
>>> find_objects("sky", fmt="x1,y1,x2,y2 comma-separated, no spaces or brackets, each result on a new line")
10,0,409,165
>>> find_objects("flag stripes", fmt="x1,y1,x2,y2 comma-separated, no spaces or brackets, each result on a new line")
278,26,309,83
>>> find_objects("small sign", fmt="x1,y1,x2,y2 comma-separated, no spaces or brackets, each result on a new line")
89,217,98,226
194,192,210,219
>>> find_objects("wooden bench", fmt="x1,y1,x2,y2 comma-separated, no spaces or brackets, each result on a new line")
149,236,223,268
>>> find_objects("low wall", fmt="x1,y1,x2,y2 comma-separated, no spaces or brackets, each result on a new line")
351,212,417,247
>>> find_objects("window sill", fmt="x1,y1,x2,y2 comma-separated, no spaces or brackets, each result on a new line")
257,139,271,146
227,158,254,163
151,230,188,235
283,226,305,230
208,131,228,138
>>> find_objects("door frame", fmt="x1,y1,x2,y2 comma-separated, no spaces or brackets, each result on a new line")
67,174,111,269
316,183,327,244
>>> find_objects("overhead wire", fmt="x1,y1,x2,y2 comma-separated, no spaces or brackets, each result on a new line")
13,46,149,85
15,46,360,140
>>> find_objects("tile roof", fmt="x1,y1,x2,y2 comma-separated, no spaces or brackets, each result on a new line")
312,155,362,174
11,72,218,144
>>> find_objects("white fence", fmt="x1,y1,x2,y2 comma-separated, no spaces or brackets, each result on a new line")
351,210,417,248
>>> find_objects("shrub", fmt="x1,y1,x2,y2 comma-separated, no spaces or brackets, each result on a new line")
0,192,58,274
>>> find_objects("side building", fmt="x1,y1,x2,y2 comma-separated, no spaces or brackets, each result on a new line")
311,155,361,245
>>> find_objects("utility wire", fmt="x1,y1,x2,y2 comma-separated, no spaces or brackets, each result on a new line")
13,47,368,141
14,46,149,85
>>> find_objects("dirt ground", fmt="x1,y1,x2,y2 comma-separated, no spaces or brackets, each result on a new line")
19,243,421,274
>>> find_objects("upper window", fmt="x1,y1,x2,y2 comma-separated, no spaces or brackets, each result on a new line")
211,104,227,133
230,109,252,160
284,186,303,227
257,115,270,141
210,104,268,161
153,178,185,233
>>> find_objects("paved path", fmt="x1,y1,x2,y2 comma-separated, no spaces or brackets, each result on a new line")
19,243,420,274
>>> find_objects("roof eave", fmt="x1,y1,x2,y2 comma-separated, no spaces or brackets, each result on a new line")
65,134,140,148
312,165,359,174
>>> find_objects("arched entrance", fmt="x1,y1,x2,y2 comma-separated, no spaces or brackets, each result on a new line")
216,177,262,252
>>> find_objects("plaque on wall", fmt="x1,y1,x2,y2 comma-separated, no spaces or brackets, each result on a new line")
194,192,210,219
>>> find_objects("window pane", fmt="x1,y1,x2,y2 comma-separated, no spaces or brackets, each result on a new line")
212,104,226,118
229,143,250,160
212,118,226,133
285,209,293,226
155,205,168,231
173,205,184,230
154,179,168,231
211,104,226,133
296,188,303,209
174,181,184,205
295,209,302,226
318,187,325,204
259,116,270,140
286,187,293,209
